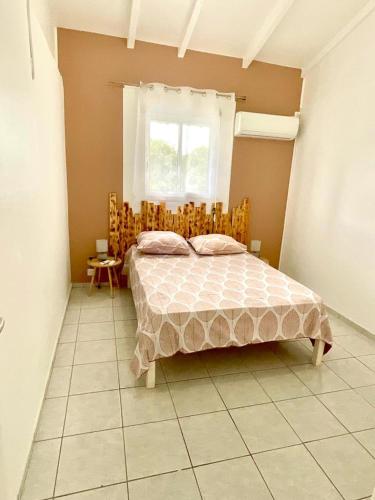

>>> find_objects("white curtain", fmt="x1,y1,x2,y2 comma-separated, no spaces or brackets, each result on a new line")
123,83,235,211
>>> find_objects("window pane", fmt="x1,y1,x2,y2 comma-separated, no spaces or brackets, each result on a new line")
182,124,210,197
148,121,179,195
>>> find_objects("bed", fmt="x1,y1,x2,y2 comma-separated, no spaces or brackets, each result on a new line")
108,193,332,388
126,245,332,388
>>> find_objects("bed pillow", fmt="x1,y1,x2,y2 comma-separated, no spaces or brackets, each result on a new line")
188,234,247,255
137,231,190,255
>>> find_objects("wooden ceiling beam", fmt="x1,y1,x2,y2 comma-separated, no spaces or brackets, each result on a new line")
127,0,141,49
178,0,203,58
242,0,295,69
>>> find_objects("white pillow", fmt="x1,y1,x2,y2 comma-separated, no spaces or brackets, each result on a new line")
137,231,190,255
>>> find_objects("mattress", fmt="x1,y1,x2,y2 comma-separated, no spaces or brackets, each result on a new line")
125,246,333,377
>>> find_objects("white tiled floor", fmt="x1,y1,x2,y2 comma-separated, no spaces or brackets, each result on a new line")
21,287,375,500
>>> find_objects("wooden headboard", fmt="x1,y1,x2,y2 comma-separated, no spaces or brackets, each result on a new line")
109,192,249,259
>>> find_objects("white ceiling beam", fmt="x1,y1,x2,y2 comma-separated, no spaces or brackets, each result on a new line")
242,0,295,69
302,0,375,77
178,0,203,58
127,0,141,49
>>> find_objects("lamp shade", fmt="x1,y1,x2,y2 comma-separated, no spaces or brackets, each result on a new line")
250,240,261,252
96,239,108,253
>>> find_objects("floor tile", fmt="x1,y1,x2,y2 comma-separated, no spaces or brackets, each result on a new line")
356,385,375,407
230,403,300,453
124,420,190,480
79,307,113,324
323,343,352,361
46,366,72,398
74,340,117,365
200,347,249,376
115,319,137,338
354,428,375,457
65,390,122,435
358,354,375,371
254,444,342,500
70,288,87,299
64,308,80,325
67,297,82,309
58,483,128,499
55,429,126,496
54,342,75,367
80,295,114,309
35,397,67,441
307,434,375,500
242,344,286,371
326,358,375,388
335,333,375,356
121,386,176,426
113,305,137,321
213,372,270,408
254,367,311,401
128,469,200,500
270,340,313,365
276,396,346,442
169,378,225,417
21,439,60,500
116,338,137,360
118,359,165,388
113,293,134,308
180,411,248,466
70,362,119,394
59,324,78,343
195,456,272,500
318,389,375,431
161,353,209,382
113,295,135,310
290,363,349,394
77,322,115,341
329,316,359,337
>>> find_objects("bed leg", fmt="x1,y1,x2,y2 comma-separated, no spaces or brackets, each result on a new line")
146,361,156,389
312,339,325,366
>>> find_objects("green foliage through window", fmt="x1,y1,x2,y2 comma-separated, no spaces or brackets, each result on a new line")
147,121,210,197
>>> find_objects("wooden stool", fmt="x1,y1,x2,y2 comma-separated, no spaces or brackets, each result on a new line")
87,258,122,298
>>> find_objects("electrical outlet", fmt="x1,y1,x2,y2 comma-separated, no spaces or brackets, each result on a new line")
87,268,95,277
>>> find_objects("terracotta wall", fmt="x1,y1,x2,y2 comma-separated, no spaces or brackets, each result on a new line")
58,28,302,282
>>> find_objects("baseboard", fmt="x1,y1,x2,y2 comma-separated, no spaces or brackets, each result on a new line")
327,305,374,339
18,282,72,499
72,282,112,288
72,282,90,288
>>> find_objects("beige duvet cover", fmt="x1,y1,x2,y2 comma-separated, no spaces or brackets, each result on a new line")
126,246,332,377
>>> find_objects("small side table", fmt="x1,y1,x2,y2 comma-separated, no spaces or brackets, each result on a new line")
87,258,122,298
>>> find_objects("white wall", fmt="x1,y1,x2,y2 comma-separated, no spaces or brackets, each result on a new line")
280,10,375,334
0,2,70,499
32,0,57,57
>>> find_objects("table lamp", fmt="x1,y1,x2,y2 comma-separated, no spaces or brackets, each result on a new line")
250,240,261,258
96,239,108,261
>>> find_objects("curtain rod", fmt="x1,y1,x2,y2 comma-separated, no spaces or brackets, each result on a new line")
107,81,246,101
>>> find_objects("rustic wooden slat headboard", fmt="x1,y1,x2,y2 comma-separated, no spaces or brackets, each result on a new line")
109,192,249,259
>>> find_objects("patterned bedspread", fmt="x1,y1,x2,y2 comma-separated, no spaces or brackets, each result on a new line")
126,246,333,377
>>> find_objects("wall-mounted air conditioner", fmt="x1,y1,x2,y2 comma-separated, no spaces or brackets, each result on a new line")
234,111,299,141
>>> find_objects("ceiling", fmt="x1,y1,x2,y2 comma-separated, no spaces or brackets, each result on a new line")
51,0,369,70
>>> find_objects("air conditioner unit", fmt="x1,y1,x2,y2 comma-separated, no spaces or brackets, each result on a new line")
234,111,299,141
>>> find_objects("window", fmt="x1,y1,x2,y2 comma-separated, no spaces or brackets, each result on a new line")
123,83,236,210
147,120,211,199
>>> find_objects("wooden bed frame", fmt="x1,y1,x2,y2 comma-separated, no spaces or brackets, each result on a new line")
107,193,325,388
145,339,325,388
108,192,249,259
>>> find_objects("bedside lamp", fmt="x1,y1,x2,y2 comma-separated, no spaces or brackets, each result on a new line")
96,239,108,261
250,240,261,258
